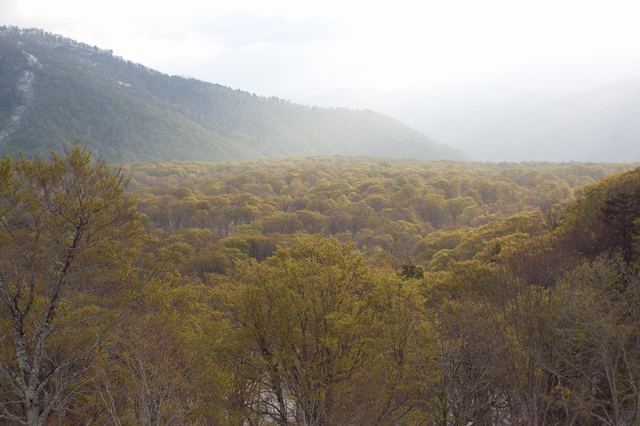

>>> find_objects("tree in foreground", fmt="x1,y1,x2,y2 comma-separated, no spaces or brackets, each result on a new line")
219,234,378,426
0,145,140,426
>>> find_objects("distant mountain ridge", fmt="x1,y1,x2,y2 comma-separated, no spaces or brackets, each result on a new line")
430,79,640,162
0,27,469,163
301,79,640,163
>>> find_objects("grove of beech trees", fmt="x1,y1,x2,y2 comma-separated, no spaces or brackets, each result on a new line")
1,146,639,425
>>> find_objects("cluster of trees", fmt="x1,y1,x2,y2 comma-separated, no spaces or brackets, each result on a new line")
123,157,630,278
1,147,639,425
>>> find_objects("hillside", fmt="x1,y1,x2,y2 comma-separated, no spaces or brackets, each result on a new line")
0,27,468,163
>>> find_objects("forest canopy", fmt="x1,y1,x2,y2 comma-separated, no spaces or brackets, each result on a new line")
1,147,640,425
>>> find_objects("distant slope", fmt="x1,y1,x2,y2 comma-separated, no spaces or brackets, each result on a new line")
0,27,469,163
300,84,512,139
301,80,640,163
430,80,640,162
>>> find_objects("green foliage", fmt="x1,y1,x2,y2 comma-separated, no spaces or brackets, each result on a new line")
121,157,634,282
0,144,141,425
218,235,378,425
2,144,640,425
559,167,640,263
399,264,425,280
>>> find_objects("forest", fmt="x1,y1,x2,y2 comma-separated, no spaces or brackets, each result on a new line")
1,145,640,426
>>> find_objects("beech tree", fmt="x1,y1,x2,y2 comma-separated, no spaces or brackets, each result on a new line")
219,235,377,426
0,145,140,426
431,299,504,426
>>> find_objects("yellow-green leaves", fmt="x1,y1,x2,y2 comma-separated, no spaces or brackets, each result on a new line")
0,144,141,426
218,234,377,426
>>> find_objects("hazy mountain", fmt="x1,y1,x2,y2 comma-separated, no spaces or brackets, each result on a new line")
430,80,640,162
0,27,468,163
426,91,558,156
301,79,640,163
300,84,505,137
302,88,385,110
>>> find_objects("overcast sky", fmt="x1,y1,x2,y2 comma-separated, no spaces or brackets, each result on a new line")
2,0,640,99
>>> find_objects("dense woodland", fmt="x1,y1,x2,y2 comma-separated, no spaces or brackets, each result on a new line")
1,145,640,425
0,27,466,163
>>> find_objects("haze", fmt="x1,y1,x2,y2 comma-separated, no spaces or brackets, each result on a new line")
3,0,640,162
2,0,638,99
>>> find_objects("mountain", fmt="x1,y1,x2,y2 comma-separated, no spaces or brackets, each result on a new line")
300,84,505,138
430,80,640,162
0,27,469,163
301,79,640,163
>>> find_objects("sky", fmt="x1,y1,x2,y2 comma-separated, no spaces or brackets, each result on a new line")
2,0,640,100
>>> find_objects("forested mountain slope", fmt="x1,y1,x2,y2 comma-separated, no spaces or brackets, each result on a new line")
0,27,468,162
